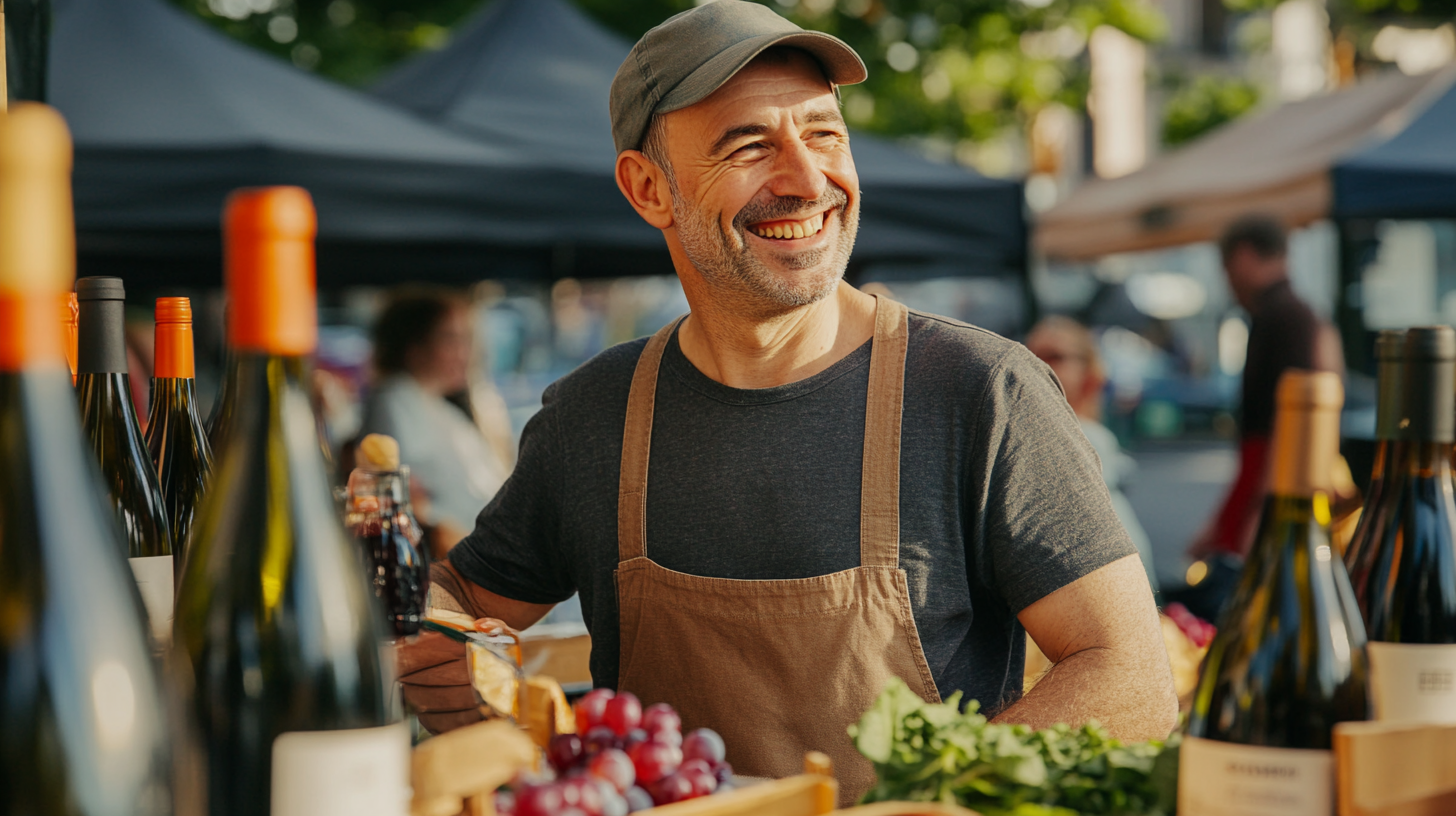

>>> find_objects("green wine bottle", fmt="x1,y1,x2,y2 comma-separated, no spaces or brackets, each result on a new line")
147,296,214,573
1181,370,1368,816
0,103,175,816
76,274,175,644
1343,330,1406,577
174,186,406,816
1349,326,1456,723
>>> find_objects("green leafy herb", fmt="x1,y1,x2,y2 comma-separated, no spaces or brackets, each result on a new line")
849,679,1179,816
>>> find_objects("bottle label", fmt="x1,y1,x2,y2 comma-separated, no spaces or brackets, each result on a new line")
271,723,411,816
1178,736,1333,816
128,555,174,645
1368,642,1456,723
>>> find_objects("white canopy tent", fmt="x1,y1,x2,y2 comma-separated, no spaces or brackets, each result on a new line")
1036,68,1450,260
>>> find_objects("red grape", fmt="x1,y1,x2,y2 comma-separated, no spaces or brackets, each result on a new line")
640,703,681,735
620,729,649,752
583,726,618,757
603,692,643,736
598,785,628,816
562,777,604,816
680,766,717,798
516,784,565,816
587,749,636,794
648,727,682,749
495,790,518,816
679,759,711,776
649,773,695,806
627,740,682,785
624,787,654,813
576,689,616,734
681,729,726,766
549,734,585,771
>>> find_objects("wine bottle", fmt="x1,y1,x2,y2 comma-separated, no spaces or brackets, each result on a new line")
1350,326,1456,723
1344,331,1407,581
1181,370,1368,816
206,349,237,451
345,434,431,637
0,102,174,816
64,290,78,383
147,296,214,572
174,186,407,816
76,274,175,645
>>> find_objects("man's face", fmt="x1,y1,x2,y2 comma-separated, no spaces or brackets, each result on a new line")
657,51,859,309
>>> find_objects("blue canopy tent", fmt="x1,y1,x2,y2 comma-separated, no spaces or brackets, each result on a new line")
1332,71,1456,220
371,0,1028,281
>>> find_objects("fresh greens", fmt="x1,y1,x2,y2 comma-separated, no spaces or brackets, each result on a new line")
849,679,1179,816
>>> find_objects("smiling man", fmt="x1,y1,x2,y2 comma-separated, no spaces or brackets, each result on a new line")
397,1,1175,799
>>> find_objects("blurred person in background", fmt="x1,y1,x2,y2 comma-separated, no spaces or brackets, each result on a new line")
1026,316,1158,592
1182,214,1344,615
359,287,512,551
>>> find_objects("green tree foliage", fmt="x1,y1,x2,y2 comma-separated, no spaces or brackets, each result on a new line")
1160,74,1260,146
173,0,1165,149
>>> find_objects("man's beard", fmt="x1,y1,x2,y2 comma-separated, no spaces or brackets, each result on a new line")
671,181,858,309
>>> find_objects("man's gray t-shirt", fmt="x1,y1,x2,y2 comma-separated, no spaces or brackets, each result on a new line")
451,310,1134,713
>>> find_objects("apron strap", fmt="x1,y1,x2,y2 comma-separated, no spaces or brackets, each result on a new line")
616,296,909,567
860,295,908,569
618,315,685,563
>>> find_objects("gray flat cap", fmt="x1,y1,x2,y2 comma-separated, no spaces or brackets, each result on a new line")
610,0,867,154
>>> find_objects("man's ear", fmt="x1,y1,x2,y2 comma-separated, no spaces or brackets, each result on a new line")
615,150,674,231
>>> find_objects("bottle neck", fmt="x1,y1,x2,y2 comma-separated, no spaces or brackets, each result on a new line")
76,296,128,375
0,289,65,372
1270,401,1340,498
1374,357,1407,440
1400,357,1455,443
154,320,196,380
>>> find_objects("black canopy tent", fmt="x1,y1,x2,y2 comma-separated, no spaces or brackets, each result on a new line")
370,0,1028,281
53,0,678,287
55,0,1025,288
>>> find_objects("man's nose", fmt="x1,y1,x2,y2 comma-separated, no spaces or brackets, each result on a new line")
766,137,827,202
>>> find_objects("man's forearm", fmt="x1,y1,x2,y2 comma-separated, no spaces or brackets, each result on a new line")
993,643,1178,742
427,560,557,631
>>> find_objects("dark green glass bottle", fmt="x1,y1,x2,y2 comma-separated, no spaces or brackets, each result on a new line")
76,274,175,644
1181,370,1368,816
173,187,404,816
147,296,214,571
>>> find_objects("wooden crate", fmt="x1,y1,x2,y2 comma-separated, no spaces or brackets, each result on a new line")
1334,720,1456,816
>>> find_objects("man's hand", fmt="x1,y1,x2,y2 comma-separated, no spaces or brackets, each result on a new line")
995,554,1178,742
398,631,483,734
398,560,558,734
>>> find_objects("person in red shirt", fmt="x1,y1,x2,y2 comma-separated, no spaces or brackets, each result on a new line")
1188,214,1344,565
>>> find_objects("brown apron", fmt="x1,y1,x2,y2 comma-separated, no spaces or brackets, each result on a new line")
614,295,941,804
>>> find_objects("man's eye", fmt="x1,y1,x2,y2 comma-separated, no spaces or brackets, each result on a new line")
732,142,767,156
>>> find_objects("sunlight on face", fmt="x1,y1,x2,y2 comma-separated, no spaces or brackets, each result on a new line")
661,49,860,309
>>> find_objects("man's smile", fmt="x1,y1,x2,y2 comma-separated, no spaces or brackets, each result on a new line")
745,207,835,244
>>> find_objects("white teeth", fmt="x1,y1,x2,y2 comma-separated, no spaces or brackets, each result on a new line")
753,213,826,239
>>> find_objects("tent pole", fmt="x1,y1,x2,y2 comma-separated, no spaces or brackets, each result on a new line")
1335,218,1377,376
1,1,8,113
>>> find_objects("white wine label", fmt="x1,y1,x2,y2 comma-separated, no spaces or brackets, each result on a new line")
1368,642,1456,723
271,722,411,816
128,555,174,645
1178,736,1333,816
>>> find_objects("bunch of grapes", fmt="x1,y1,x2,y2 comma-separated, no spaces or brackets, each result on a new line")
500,691,733,816
1164,602,1216,649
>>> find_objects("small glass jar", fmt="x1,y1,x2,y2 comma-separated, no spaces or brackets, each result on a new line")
344,466,429,637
